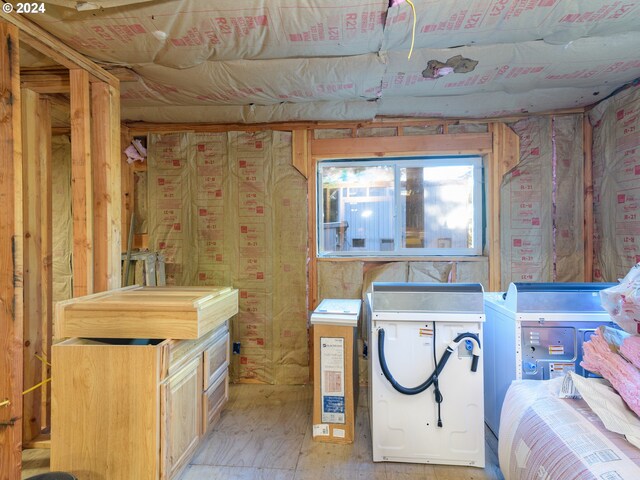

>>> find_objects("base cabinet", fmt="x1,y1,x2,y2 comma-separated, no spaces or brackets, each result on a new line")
52,322,229,480
162,357,203,480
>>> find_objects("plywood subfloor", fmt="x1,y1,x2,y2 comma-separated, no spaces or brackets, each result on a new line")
183,384,504,480
21,384,504,480
22,448,50,478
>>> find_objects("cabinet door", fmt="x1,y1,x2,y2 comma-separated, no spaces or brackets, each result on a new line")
203,371,228,433
203,330,229,389
161,356,203,480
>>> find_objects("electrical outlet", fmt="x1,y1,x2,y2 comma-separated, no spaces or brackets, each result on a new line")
232,342,241,354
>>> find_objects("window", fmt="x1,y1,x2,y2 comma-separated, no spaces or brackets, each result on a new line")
317,157,483,256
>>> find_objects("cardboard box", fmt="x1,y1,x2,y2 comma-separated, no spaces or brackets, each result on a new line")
310,299,361,444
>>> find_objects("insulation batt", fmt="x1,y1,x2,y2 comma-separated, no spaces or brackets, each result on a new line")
596,325,640,371
621,335,640,371
581,326,640,417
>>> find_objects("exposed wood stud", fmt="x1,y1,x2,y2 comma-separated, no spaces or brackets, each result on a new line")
37,97,53,431
21,88,43,444
488,124,502,292
70,69,94,296
583,115,594,281
488,123,520,291
91,82,122,292
120,126,135,255
307,135,318,312
0,21,24,480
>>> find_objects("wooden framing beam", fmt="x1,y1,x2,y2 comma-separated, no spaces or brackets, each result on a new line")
21,88,43,444
37,97,52,432
70,69,93,296
125,110,584,136
120,126,135,256
306,131,316,384
583,116,594,281
487,123,520,291
0,21,24,480
306,134,317,311
91,82,122,291
310,133,492,158
291,129,308,178
127,119,454,135
0,12,118,88
20,72,69,94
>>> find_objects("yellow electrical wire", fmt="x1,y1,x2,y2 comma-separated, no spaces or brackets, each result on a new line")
0,355,53,407
22,378,51,396
406,0,417,60
35,353,52,367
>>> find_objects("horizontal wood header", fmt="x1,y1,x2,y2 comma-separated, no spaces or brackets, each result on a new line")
311,133,492,158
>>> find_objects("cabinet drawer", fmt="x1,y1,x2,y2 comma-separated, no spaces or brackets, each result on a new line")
203,330,229,389
164,321,228,380
203,372,228,433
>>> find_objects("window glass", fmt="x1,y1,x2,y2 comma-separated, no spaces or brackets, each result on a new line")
400,165,476,250
320,165,394,253
318,158,482,256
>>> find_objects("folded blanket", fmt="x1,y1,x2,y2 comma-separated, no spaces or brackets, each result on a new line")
581,327,640,417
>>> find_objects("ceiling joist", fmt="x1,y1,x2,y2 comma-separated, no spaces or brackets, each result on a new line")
0,10,118,87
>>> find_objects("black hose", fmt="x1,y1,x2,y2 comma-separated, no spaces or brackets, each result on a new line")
433,324,443,427
377,328,481,396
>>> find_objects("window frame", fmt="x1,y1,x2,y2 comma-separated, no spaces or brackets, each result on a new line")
316,155,484,258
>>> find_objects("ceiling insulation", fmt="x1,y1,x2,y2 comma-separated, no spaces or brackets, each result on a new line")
18,0,640,123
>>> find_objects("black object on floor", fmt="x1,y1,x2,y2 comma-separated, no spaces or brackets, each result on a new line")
25,473,77,480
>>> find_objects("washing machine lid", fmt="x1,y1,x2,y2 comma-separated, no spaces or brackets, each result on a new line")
371,282,484,314
504,282,617,313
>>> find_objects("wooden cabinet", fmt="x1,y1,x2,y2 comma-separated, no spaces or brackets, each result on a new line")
55,285,238,339
161,357,203,480
52,321,231,480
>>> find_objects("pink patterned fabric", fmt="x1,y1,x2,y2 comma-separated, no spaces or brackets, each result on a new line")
499,379,640,480
581,328,640,417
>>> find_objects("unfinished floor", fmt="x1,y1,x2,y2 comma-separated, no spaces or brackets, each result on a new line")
22,384,503,480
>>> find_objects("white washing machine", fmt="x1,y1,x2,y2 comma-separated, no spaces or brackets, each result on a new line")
368,283,485,467
483,282,618,436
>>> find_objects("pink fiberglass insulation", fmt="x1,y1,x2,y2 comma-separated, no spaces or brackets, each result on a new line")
581,327,640,417
621,335,640,371
597,324,640,371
